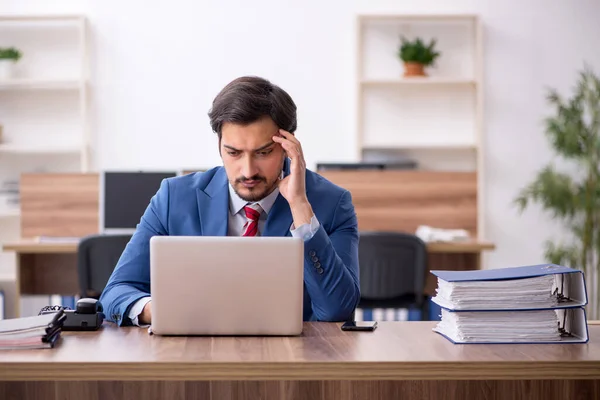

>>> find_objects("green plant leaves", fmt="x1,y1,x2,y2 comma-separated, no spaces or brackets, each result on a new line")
514,66,600,316
398,36,440,66
514,165,580,220
544,241,581,269
0,47,22,61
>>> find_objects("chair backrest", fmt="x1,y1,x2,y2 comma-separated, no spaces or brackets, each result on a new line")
77,234,132,299
358,231,428,305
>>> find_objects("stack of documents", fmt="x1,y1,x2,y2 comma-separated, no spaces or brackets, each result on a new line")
0,310,66,350
434,274,558,310
431,264,589,344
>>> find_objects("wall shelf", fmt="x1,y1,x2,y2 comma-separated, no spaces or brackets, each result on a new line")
0,15,84,22
0,143,82,154
0,210,20,218
357,14,478,22
361,78,476,86
0,79,83,91
362,143,478,151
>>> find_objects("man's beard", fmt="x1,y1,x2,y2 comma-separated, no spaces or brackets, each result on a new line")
233,174,278,202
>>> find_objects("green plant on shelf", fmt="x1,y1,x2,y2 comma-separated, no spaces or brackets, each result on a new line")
0,47,22,62
397,36,440,77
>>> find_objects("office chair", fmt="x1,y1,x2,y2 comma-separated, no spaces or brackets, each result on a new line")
358,231,429,320
77,234,132,299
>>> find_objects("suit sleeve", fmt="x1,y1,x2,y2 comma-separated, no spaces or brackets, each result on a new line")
99,179,170,326
303,190,360,321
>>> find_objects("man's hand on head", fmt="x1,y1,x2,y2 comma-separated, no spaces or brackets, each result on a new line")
272,129,314,227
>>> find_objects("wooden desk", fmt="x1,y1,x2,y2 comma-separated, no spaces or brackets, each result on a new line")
0,322,598,400
3,239,495,254
2,239,495,317
3,240,79,254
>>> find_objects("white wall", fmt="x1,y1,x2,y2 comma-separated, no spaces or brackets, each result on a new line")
2,0,600,271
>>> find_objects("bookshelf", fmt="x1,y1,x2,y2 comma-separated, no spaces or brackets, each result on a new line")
355,13,485,237
0,15,89,279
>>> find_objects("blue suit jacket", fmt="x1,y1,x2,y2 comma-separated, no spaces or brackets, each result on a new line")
100,160,360,325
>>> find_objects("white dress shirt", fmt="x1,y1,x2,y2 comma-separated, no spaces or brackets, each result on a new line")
128,184,320,326
227,184,280,236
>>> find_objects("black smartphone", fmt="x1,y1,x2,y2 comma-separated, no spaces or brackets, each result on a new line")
341,320,378,331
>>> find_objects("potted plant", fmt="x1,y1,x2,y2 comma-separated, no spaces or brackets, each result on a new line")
514,65,600,319
397,36,440,77
0,47,22,80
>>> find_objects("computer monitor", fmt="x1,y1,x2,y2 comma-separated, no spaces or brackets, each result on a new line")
99,171,177,234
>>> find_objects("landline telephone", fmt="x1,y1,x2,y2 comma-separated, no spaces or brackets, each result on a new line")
39,298,105,331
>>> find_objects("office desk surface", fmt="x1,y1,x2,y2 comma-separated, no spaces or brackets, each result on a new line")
2,239,495,254
1,322,598,381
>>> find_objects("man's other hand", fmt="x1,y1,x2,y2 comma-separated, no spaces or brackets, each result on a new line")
139,301,152,325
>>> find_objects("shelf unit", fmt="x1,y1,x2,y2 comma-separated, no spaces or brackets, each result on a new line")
0,14,89,170
355,13,484,236
0,14,89,277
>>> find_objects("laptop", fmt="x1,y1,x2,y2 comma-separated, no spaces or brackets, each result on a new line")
149,236,304,336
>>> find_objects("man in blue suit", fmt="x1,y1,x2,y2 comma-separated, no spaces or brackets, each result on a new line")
100,76,360,326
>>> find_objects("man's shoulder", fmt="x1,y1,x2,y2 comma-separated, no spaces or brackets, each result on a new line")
306,169,356,228
163,166,223,192
306,169,349,199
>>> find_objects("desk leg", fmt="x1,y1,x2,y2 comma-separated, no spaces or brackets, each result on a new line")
475,251,482,269
1,380,598,400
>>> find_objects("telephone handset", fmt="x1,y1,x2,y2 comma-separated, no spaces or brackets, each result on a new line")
40,298,105,331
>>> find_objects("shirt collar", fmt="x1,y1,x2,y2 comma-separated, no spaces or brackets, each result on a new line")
228,183,280,216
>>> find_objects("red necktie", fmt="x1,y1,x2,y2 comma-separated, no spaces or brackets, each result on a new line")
242,205,261,236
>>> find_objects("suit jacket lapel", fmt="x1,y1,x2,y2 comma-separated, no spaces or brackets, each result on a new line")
197,168,229,236
263,194,294,237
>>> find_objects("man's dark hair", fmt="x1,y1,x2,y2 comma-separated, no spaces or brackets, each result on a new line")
208,76,297,140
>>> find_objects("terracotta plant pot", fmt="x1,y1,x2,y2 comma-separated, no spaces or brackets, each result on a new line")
403,62,426,77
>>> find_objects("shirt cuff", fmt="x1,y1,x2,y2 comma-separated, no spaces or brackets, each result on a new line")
290,214,320,241
128,296,151,326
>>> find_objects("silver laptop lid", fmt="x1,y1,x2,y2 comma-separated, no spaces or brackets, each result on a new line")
149,236,304,336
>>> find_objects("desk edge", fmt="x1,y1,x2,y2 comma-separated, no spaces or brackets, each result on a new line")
0,361,598,381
